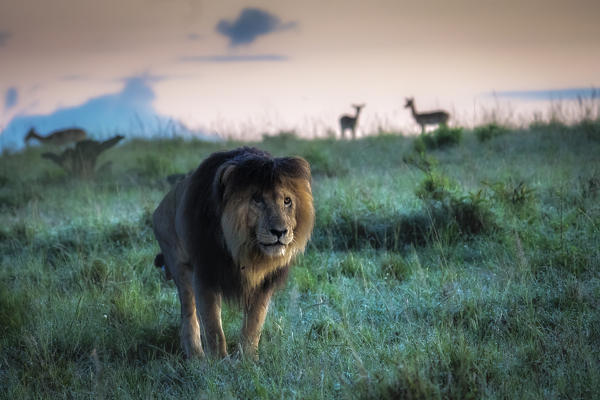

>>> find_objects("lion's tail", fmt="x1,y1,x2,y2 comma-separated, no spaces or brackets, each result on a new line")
153,253,172,280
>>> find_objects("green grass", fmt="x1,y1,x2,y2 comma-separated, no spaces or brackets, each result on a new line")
1,122,599,398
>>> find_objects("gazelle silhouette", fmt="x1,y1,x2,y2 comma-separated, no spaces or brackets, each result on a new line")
339,104,365,139
41,135,124,177
404,98,449,133
25,127,87,146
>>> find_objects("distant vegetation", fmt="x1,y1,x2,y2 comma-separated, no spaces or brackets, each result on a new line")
413,125,463,151
474,122,509,142
1,116,599,398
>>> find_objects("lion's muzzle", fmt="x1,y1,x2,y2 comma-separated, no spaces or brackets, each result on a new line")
258,228,293,256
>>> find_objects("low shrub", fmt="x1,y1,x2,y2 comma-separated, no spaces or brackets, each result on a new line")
483,179,536,208
379,252,411,281
402,151,437,174
416,168,496,237
415,172,457,201
414,125,463,151
474,123,510,142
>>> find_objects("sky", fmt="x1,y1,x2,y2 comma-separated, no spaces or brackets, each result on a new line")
1,0,599,148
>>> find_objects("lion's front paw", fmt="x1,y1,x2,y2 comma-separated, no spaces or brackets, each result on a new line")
240,342,260,362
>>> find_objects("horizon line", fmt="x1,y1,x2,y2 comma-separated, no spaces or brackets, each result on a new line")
491,87,598,101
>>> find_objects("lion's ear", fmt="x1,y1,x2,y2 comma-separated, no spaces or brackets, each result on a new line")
213,162,236,201
285,156,312,182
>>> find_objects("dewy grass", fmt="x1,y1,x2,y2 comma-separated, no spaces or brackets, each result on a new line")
1,123,599,398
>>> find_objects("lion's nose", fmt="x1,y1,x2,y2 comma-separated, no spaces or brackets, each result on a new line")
270,228,288,239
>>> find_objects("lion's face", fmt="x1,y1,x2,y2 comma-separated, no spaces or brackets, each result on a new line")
249,186,297,257
220,175,314,273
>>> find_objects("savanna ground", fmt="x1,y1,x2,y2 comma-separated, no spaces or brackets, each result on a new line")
1,116,599,399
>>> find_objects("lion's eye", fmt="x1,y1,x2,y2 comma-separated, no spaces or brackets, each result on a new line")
284,197,292,207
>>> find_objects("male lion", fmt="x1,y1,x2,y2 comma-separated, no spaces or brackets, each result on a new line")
152,147,314,359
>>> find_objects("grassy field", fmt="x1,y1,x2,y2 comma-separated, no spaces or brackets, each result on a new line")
1,119,599,399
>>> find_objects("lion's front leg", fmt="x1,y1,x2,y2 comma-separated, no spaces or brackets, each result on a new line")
241,287,274,360
195,279,228,358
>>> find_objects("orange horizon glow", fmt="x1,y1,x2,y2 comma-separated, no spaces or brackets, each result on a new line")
1,0,599,143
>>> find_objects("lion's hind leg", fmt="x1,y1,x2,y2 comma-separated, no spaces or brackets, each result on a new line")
195,277,228,358
172,262,204,358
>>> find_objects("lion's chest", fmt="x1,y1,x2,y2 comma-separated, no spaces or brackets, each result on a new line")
238,258,287,293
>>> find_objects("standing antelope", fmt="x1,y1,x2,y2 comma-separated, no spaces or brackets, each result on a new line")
25,127,87,146
339,104,365,139
404,98,449,133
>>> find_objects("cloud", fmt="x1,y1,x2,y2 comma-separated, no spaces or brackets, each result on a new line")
216,8,296,46
1,75,214,150
493,87,598,101
4,87,18,110
180,54,288,63
0,31,11,46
